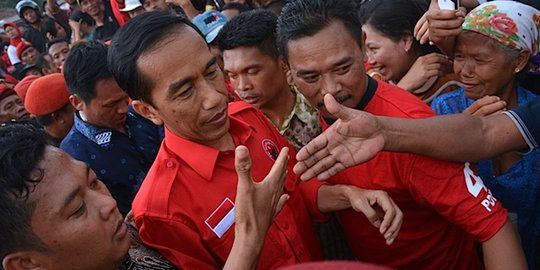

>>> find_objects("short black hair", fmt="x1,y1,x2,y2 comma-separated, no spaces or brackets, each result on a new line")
108,11,204,105
40,17,71,41
64,41,111,103
0,121,49,261
69,10,95,26
359,0,435,55
276,0,362,61
217,9,279,60
34,103,71,126
46,37,70,51
221,2,251,13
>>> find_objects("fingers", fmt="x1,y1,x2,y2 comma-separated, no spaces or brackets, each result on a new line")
273,194,290,218
414,14,430,44
463,96,507,116
369,194,402,245
324,93,357,121
267,147,289,186
295,134,329,169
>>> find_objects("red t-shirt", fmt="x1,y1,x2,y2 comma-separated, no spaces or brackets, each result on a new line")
325,78,508,269
133,102,323,270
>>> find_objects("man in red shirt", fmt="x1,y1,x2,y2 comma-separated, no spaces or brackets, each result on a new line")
276,0,526,269
108,12,402,270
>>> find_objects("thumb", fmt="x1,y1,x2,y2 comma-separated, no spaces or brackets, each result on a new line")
324,93,357,122
235,145,253,189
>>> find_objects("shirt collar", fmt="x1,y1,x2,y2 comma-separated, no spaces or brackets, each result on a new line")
73,109,134,148
279,85,318,131
163,114,254,181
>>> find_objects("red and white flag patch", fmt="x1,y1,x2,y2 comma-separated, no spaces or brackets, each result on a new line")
205,198,235,238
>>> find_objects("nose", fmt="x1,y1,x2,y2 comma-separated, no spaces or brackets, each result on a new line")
460,59,475,78
97,190,118,220
236,74,252,92
201,80,225,111
366,52,376,65
320,74,342,96
116,97,129,115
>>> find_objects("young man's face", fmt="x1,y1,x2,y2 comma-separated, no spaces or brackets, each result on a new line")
48,42,70,69
0,94,30,123
25,146,130,269
22,8,39,24
80,0,101,17
142,0,168,12
223,46,289,111
136,26,231,148
74,77,129,131
21,46,39,65
286,20,367,119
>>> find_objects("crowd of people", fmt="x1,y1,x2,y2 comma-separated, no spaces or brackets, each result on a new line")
0,0,539,269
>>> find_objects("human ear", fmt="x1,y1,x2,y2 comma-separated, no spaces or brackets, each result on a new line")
131,100,163,126
69,94,84,112
401,35,414,53
2,252,48,270
513,49,531,73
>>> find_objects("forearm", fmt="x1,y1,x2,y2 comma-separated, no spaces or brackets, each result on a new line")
317,184,353,213
224,224,264,270
482,219,527,270
379,113,526,162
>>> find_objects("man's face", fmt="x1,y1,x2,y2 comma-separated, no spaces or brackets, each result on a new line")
48,42,70,69
21,46,39,65
80,0,102,17
22,8,39,24
136,26,230,148
0,94,30,123
142,0,168,12
28,146,130,269
287,20,367,118
76,77,129,131
223,46,288,110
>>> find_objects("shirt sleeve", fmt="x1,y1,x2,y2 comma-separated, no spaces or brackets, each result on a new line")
136,215,222,270
403,155,508,242
7,46,20,65
503,97,540,153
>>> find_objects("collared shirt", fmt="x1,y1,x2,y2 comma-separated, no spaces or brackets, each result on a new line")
279,85,321,151
323,77,508,270
505,96,540,152
133,102,323,270
60,107,163,215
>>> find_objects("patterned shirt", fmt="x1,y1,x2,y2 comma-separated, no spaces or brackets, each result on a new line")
60,107,164,215
279,85,321,151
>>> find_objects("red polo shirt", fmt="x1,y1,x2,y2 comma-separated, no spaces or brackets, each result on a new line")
324,78,508,269
133,102,323,270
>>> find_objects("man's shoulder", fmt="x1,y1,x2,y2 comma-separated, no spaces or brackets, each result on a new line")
368,81,435,119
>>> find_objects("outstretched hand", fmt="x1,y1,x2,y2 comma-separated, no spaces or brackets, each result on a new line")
294,94,385,181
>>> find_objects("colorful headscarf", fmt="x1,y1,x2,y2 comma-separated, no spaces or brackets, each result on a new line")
462,1,540,74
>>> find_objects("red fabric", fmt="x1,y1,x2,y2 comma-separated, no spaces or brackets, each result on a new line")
14,75,39,102
0,83,16,100
133,102,323,270
15,41,32,60
24,73,69,115
3,22,23,48
109,0,129,26
280,261,392,270
323,80,508,270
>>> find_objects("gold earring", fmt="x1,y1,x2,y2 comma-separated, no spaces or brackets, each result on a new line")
515,68,521,73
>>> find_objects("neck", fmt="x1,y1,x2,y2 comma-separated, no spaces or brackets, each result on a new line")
79,111,127,135
205,132,235,151
260,85,295,128
93,13,104,26
497,82,519,109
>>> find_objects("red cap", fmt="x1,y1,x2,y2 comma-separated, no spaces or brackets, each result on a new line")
24,73,70,116
16,41,32,60
14,75,39,102
0,83,16,101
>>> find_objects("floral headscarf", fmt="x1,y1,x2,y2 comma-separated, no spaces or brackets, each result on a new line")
462,1,540,74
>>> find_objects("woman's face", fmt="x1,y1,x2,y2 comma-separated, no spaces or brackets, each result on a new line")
362,24,416,82
5,26,19,39
453,31,519,100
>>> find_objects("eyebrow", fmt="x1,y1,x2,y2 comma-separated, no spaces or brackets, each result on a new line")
58,165,89,215
295,56,352,76
166,57,217,99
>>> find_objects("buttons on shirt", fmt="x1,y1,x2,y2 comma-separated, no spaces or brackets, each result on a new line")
165,159,177,169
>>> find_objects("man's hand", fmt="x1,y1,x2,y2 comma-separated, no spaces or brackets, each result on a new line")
294,94,385,181
344,187,402,245
224,146,290,270
397,53,453,91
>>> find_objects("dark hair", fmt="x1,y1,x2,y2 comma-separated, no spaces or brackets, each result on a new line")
35,52,51,71
221,2,251,13
359,0,435,55
217,9,279,60
69,10,96,26
108,11,203,104
64,41,111,103
40,17,71,40
47,37,70,51
276,0,362,61
35,103,71,126
0,121,49,261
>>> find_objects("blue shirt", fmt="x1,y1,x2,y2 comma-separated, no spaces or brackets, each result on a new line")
61,107,164,215
431,87,540,269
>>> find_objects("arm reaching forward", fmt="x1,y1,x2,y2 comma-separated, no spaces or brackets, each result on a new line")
294,94,528,181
